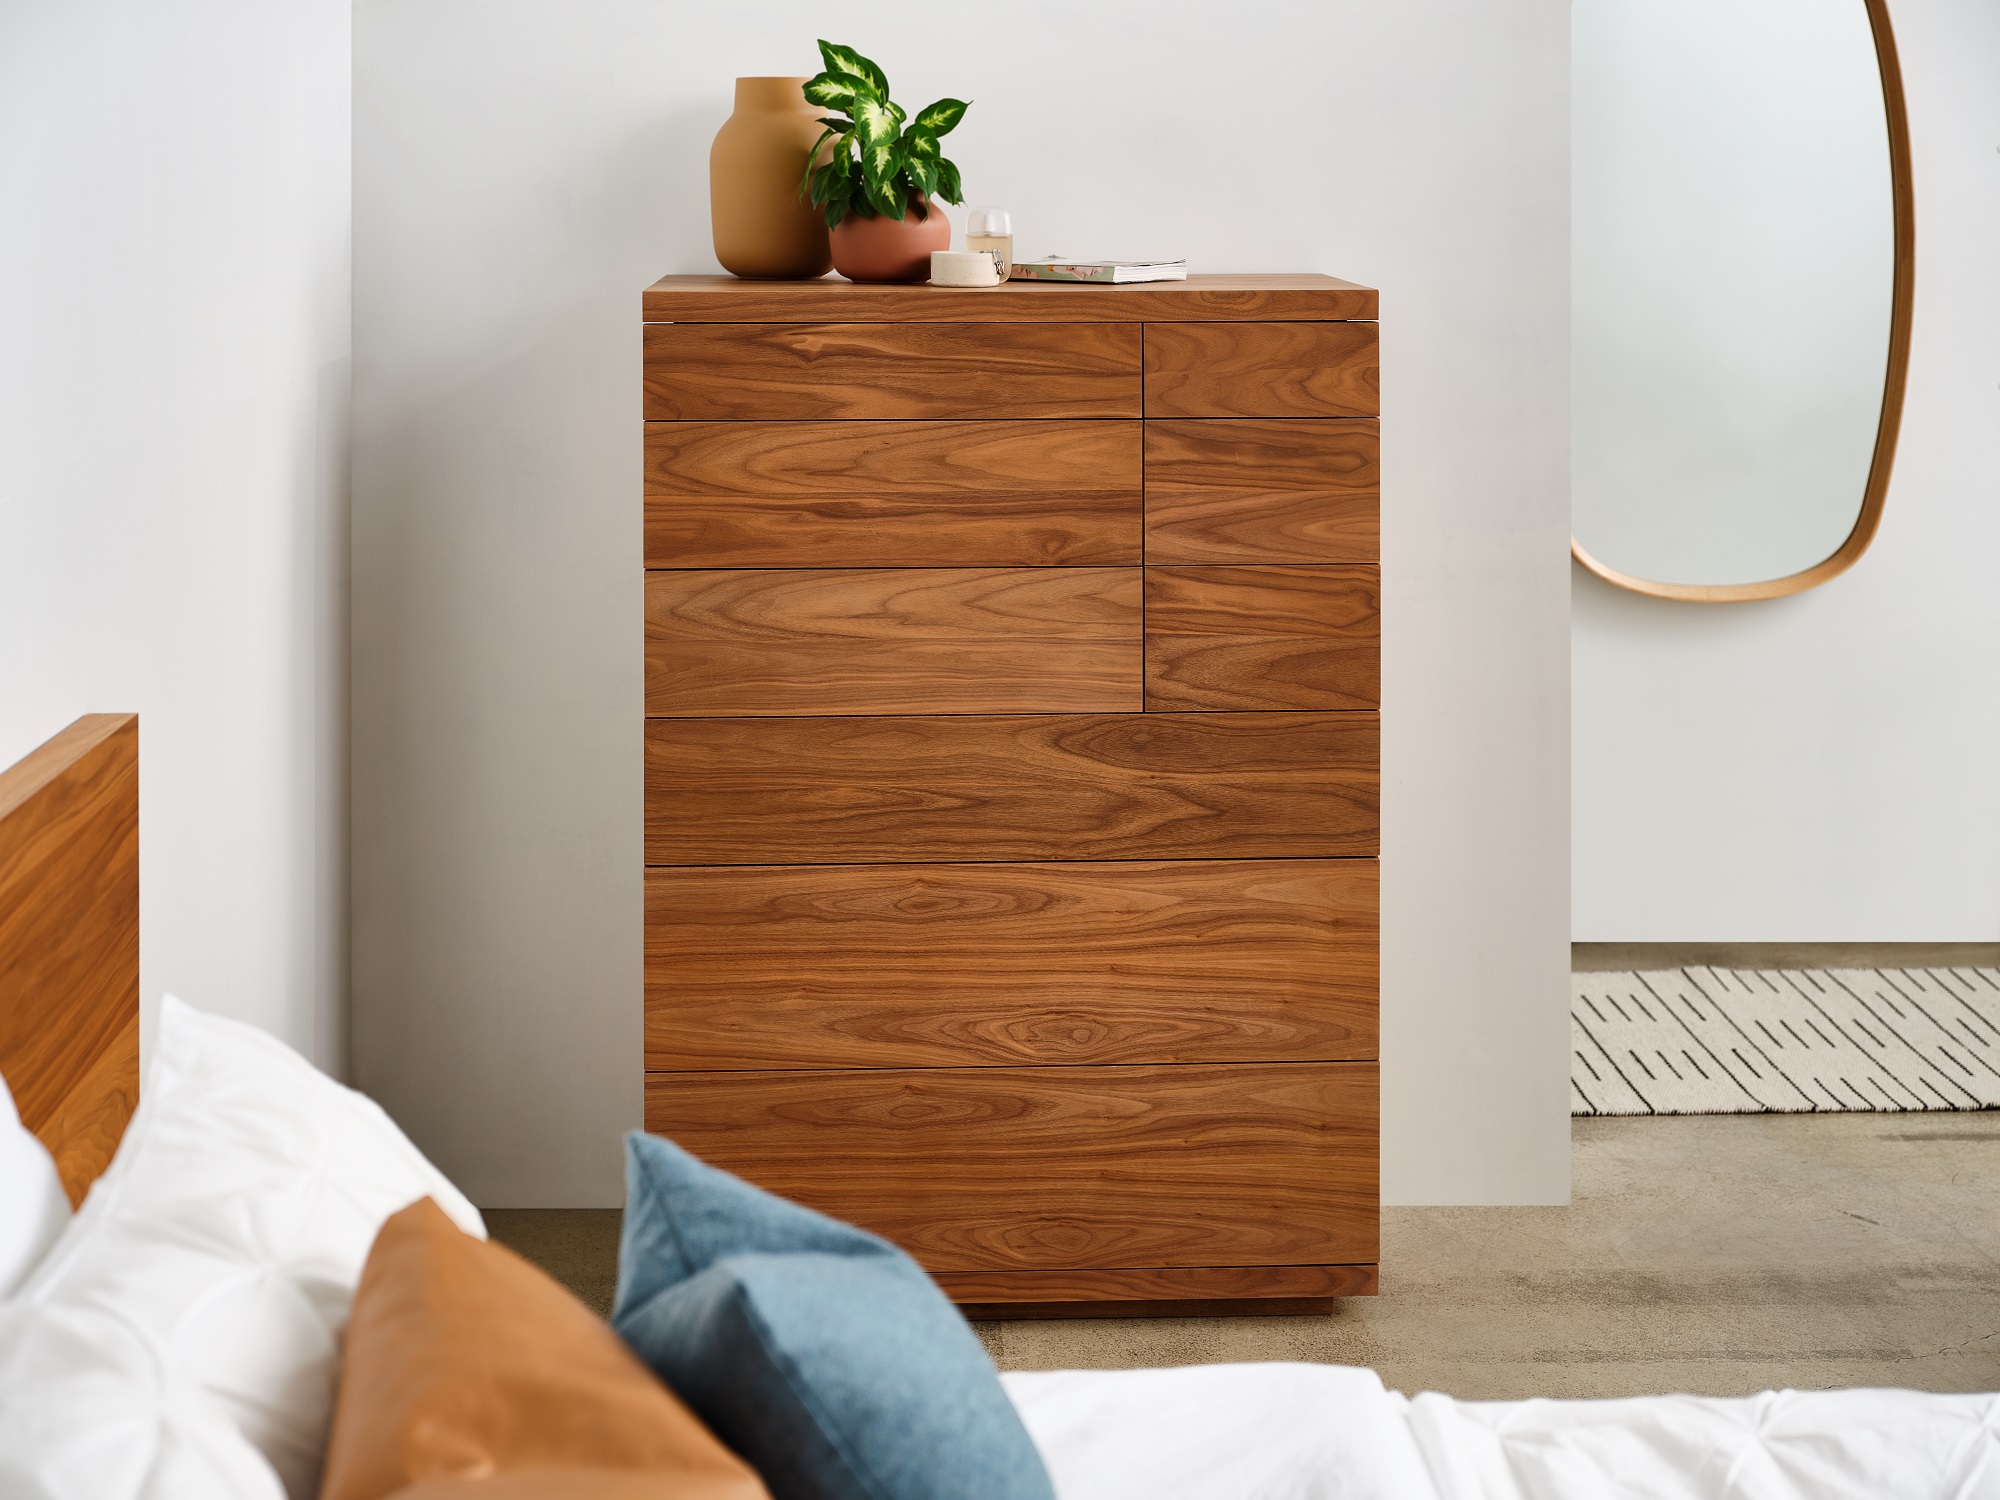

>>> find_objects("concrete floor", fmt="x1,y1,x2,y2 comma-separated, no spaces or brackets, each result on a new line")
488,1110,2000,1398
980,1112,2000,1397
484,1207,622,1319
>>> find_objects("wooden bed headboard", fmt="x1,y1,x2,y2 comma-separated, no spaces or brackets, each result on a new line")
0,714,140,1204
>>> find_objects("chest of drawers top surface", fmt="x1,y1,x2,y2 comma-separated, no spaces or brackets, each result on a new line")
641,272,1377,323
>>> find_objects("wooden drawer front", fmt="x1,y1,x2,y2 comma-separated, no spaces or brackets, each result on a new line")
645,568,1141,717
1144,323,1378,418
934,1263,1377,1315
646,421,1142,568
643,1062,1378,1272
645,713,1378,864
1145,420,1378,564
644,323,1142,420
1145,566,1380,712
645,860,1376,1070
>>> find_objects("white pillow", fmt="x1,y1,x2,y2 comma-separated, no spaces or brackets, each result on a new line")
0,1065,70,1296
0,1301,286,1500
0,994,484,1500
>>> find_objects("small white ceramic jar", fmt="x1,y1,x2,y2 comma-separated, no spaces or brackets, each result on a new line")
928,249,1001,288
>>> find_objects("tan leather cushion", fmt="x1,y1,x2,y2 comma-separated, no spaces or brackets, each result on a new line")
387,1478,751,1499
322,1198,769,1500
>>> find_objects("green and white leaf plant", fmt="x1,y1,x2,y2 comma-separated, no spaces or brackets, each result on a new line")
799,40,969,227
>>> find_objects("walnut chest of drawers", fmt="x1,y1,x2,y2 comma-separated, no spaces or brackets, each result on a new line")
641,273,1379,1316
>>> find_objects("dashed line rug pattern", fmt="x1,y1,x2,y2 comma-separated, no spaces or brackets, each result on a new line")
1572,966,2000,1115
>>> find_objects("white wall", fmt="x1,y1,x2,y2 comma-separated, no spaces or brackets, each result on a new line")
0,0,352,1066
352,0,1571,1207
1574,0,2000,941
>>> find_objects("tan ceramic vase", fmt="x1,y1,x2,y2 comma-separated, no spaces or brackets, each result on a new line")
830,200,952,283
710,77,832,280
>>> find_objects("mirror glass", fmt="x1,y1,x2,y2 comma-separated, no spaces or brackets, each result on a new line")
1572,0,1896,590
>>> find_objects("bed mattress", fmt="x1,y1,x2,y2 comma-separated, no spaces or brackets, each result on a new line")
1004,1363,2000,1500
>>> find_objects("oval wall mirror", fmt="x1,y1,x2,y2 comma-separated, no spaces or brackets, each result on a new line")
1571,0,1914,603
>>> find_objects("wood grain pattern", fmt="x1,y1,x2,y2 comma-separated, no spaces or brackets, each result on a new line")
1145,565,1380,712
938,1262,1376,1317
0,714,139,1205
643,1062,1378,1272
643,272,1378,324
38,1011,138,1206
645,860,1377,1070
1146,419,1379,564
1145,322,1379,418
645,712,1379,864
645,568,1142,716
646,420,1142,567
636,270,1386,1314
644,322,1141,420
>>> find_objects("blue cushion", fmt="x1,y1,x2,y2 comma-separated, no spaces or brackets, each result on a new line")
612,1132,1056,1500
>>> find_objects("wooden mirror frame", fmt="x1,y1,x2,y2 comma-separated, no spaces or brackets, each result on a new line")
1572,0,1914,604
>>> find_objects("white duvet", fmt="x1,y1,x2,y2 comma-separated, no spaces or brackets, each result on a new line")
1005,1363,2000,1500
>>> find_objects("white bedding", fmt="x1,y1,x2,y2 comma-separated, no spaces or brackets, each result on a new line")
1005,1363,2000,1500
0,996,483,1500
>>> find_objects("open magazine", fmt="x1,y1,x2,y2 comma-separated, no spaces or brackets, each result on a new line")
1009,258,1188,284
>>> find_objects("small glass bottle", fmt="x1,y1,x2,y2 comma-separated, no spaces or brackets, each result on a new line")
966,206,1013,281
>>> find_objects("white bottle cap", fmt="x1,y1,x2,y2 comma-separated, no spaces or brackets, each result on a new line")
967,206,1012,237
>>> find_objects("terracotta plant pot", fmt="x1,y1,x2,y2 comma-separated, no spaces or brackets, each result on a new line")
830,201,952,283
709,77,833,280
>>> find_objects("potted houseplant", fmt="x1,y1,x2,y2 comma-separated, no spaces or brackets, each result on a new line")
799,41,969,283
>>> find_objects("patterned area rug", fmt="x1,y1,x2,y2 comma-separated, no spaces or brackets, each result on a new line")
1572,966,2000,1115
